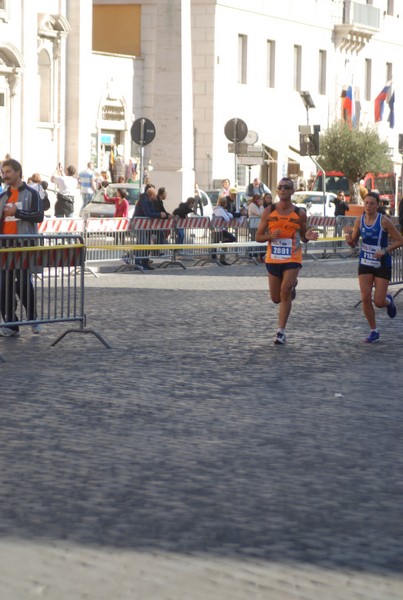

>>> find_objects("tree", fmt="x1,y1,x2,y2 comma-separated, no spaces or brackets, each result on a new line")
318,122,393,203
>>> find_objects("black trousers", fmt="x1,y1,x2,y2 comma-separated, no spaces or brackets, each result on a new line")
1,270,36,331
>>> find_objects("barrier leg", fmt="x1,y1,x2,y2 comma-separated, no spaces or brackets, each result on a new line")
50,327,112,349
0,353,6,364
158,249,186,269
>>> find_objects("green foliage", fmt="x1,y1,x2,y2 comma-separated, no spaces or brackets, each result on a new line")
318,122,393,182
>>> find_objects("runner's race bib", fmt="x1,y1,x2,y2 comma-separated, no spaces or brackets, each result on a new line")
360,242,381,268
271,238,292,260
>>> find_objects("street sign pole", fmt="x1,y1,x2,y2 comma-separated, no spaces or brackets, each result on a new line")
224,117,248,205
139,119,145,190
130,117,156,192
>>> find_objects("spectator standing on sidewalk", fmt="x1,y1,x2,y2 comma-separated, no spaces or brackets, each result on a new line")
247,177,271,199
78,162,95,209
331,191,350,216
211,196,236,265
133,184,166,270
398,197,403,233
104,188,129,218
262,192,273,209
256,177,318,345
153,187,172,244
331,190,350,240
218,178,231,199
0,158,44,336
346,191,403,343
28,173,50,213
173,196,195,244
51,164,78,217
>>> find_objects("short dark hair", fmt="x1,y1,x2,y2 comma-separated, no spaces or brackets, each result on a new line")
2,158,22,178
145,183,155,192
41,180,48,190
278,177,294,187
117,188,128,199
367,190,380,203
66,165,76,176
157,187,166,196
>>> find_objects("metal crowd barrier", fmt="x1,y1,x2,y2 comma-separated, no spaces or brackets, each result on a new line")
37,213,402,272
121,217,178,271
0,234,110,362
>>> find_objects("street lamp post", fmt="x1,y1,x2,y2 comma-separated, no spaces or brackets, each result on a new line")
300,91,315,125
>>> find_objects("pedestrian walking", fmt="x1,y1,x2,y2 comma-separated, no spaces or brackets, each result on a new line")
51,164,78,217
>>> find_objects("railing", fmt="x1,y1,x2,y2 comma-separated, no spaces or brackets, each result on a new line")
343,1,380,29
35,214,403,270
0,234,110,363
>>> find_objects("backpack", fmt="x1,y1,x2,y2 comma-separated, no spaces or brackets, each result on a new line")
42,191,50,212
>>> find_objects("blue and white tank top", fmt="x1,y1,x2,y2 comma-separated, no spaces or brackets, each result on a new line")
359,212,391,269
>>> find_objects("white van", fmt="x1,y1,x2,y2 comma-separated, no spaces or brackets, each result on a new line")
194,189,213,218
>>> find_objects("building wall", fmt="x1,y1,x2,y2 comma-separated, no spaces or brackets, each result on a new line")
1,0,403,199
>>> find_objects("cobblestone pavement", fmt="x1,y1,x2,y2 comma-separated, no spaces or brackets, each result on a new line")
1,258,402,599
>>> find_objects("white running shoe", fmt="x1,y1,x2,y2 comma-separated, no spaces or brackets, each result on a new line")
31,324,42,334
0,327,20,337
274,331,286,345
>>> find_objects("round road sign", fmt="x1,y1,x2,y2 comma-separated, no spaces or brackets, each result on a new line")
131,117,156,146
224,118,248,143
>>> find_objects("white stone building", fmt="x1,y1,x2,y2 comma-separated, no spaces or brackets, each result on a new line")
0,0,402,210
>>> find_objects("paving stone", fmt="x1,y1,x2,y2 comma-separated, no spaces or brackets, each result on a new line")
0,259,402,599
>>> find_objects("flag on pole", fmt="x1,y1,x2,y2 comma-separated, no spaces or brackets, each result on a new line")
342,85,356,128
387,88,395,129
374,83,395,128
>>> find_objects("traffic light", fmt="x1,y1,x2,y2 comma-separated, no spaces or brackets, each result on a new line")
311,124,320,155
298,125,320,156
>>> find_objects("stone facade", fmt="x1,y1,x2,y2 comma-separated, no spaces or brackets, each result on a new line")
0,0,402,209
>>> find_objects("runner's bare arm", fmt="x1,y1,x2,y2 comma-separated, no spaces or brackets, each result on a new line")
299,209,319,242
256,208,271,242
345,216,361,247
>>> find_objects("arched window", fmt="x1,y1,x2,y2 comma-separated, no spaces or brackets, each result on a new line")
38,48,51,122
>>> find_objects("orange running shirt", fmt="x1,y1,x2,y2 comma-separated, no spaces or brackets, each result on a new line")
2,188,19,235
265,206,303,264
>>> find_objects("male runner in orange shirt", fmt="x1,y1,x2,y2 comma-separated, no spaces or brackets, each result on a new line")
256,177,318,344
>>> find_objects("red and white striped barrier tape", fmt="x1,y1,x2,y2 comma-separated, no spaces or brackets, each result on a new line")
307,216,336,227
131,217,176,230
210,216,247,228
175,217,210,228
85,218,131,232
38,218,85,234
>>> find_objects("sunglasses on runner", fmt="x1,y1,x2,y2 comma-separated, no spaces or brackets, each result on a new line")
277,185,293,190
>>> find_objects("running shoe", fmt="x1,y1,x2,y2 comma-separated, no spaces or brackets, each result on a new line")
274,331,286,345
291,279,298,301
31,324,42,334
0,327,20,337
386,294,397,318
364,330,380,343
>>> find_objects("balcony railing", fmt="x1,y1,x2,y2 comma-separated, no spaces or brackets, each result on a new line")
334,1,380,52
343,1,380,30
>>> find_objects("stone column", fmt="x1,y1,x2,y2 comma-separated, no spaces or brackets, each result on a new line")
142,0,194,207
65,0,93,171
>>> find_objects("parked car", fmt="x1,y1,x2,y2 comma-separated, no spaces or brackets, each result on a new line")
205,189,221,206
292,191,336,217
79,183,139,219
194,188,214,218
